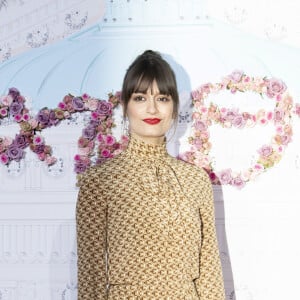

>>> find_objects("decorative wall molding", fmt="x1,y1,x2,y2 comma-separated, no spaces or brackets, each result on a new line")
0,0,105,62
0,280,78,300
0,221,76,264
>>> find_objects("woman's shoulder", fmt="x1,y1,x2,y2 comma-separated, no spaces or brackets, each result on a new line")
77,154,125,188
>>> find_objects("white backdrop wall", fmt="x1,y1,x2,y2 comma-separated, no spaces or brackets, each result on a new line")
0,1,300,300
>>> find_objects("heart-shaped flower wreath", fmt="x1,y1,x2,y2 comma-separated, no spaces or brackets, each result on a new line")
179,71,294,188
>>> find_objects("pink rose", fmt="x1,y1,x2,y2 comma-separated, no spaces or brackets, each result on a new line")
192,138,203,150
258,145,273,157
218,169,233,185
74,154,81,161
280,134,291,145
194,120,206,131
274,109,284,123
232,176,245,189
295,104,300,116
14,114,22,122
0,153,9,164
33,136,44,145
78,137,89,148
220,107,227,114
86,98,99,111
38,152,46,161
58,102,67,110
232,115,245,128
229,70,244,83
91,112,99,120
0,108,8,117
82,93,90,100
200,83,211,94
191,89,202,100
22,114,30,121
260,118,267,125
78,147,91,156
225,109,238,121
265,78,287,98
45,156,57,165
97,134,105,143
208,172,218,183
101,149,111,158
28,119,38,128
105,134,116,146
2,137,12,147
106,118,113,128
63,111,70,118
254,164,264,172
1,95,13,106
266,111,273,120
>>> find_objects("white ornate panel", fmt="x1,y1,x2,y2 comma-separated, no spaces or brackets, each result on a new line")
1,1,300,300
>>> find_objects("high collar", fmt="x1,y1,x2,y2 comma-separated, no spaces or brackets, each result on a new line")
124,136,169,159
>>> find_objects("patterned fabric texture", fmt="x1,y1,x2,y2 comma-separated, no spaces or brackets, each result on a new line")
76,137,225,299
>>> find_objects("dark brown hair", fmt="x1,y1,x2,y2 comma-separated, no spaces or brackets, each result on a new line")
121,50,179,121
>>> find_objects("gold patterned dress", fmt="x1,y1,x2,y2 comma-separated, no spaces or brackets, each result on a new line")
76,137,225,300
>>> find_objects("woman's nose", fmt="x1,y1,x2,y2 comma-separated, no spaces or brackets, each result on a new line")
146,98,158,114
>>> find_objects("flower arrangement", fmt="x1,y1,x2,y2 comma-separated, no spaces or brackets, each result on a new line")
179,71,294,188
0,88,128,172
73,93,128,174
1,73,299,188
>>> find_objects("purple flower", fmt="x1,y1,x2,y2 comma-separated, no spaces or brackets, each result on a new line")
82,125,96,140
7,145,24,161
9,101,24,116
229,70,244,83
74,161,89,173
194,120,206,131
258,145,273,157
218,169,233,185
49,110,59,126
36,110,50,126
266,78,287,98
232,115,245,128
225,109,238,121
72,97,85,111
97,101,112,116
89,119,100,127
8,87,20,99
232,176,245,189
13,134,29,149
33,144,45,154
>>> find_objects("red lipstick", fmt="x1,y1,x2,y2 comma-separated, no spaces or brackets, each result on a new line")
143,118,161,125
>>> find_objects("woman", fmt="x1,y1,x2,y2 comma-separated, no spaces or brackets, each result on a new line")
76,50,225,299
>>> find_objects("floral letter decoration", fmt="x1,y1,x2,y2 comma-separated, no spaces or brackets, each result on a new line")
0,88,128,172
0,71,299,189
179,71,295,188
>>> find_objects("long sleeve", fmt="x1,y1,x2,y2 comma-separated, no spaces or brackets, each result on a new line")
76,175,107,299
194,173,225,300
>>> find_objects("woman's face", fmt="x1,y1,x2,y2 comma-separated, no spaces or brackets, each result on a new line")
126,80,174,144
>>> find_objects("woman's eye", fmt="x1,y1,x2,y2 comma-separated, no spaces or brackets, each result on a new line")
133,95,146,101
157,96,170,102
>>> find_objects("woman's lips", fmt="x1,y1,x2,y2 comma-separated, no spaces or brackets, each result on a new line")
143,118,161,125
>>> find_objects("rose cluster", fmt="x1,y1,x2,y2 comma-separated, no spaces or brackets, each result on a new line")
74,94,129,174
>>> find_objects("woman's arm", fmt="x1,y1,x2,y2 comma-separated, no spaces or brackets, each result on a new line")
194,172,225,300
76,174,107,299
